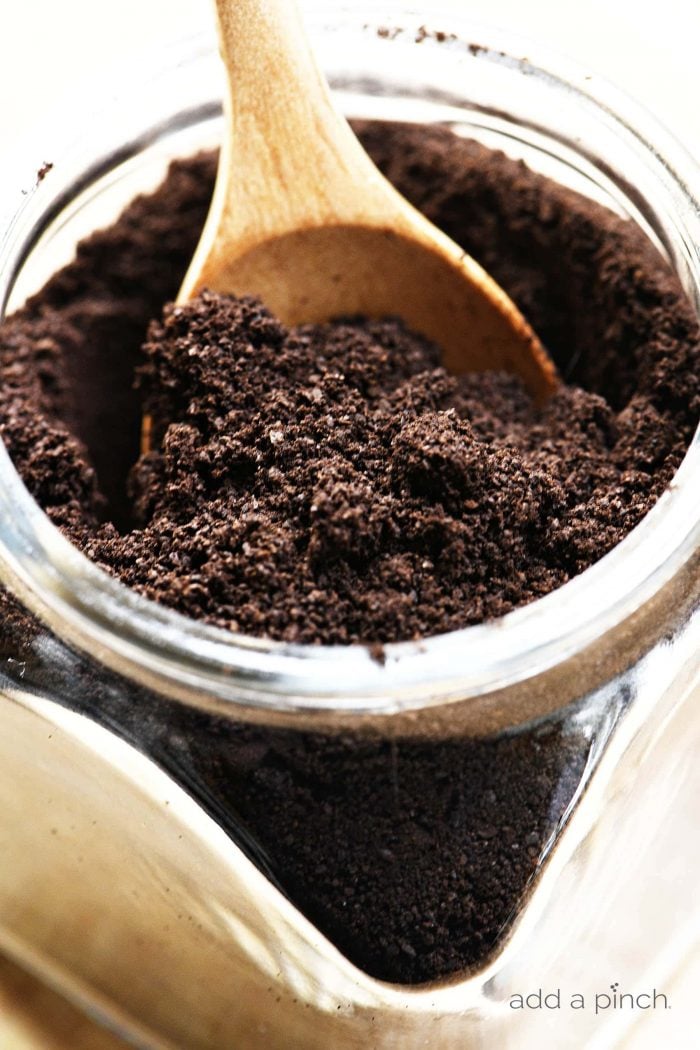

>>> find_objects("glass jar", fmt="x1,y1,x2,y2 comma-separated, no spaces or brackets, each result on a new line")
0,5,698,1048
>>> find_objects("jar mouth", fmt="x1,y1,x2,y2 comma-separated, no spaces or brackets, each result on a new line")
0,16,698,719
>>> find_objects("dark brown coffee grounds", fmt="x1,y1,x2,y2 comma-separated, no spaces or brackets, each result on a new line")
151,706,591,984
1,155,216,528
92,293,567,642
0,121,697,983
5,126,697,645
3,124,697,642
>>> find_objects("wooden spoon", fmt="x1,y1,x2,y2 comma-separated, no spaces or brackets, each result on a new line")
143,0,556,452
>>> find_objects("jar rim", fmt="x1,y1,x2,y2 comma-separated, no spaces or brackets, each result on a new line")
0,14,698,720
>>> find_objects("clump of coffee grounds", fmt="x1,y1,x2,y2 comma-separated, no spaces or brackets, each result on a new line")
0,122,698,983
109,294,566,641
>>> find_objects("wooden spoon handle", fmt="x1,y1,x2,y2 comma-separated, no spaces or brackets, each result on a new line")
172,0,557,407
180,0,384,299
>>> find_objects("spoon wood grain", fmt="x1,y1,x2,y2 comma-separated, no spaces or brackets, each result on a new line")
143,0,556,453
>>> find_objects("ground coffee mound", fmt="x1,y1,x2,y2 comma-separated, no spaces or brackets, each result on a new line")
0,122,697,982
3,126,697,644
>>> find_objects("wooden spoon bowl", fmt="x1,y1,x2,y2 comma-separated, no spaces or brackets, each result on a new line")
143,0,557,453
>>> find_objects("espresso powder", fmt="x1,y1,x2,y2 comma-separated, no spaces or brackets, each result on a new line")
0,122,697,982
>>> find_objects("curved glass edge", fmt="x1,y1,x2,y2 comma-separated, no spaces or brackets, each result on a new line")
0,17,698,717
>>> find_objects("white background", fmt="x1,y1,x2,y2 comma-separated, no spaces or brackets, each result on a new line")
1,0,699,156
0,2,698,1048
